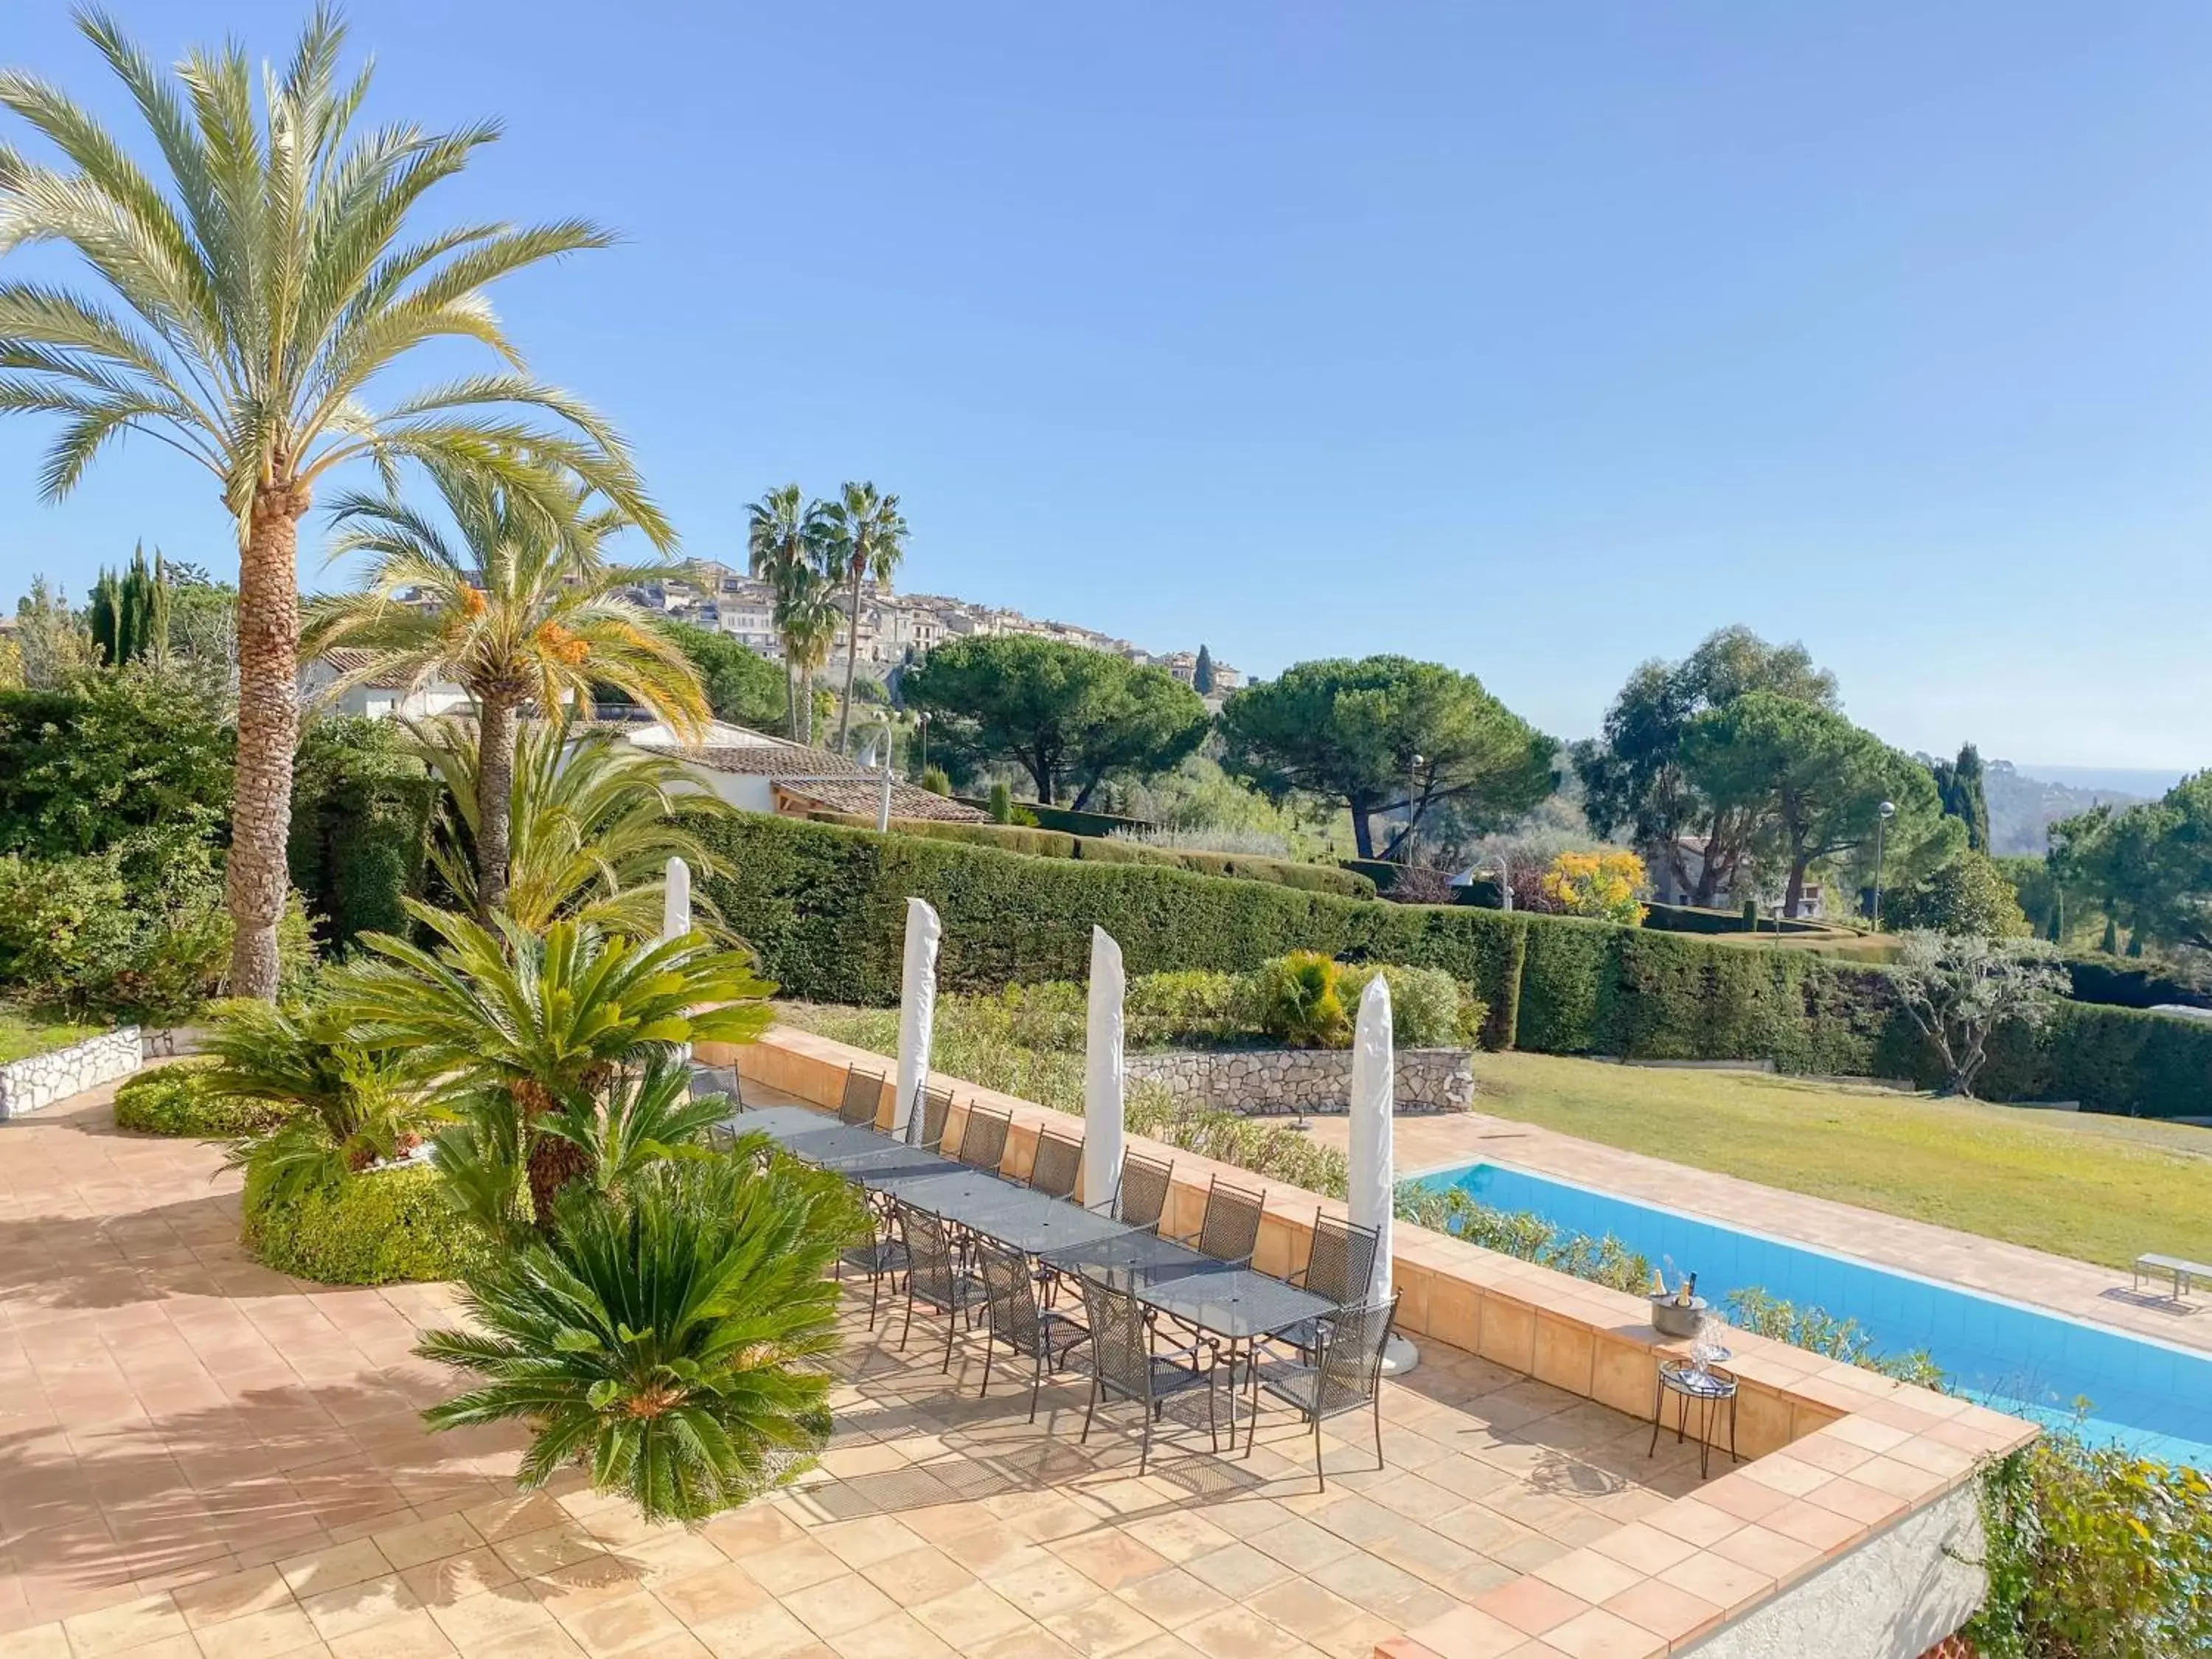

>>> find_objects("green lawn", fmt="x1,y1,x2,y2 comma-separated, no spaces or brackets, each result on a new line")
1472,1051,2212,1273
0,1008,100,1065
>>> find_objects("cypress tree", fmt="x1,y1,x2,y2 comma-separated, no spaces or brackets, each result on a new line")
1193,644,1214,695
2101,916,2119,955
1932,742,1991,852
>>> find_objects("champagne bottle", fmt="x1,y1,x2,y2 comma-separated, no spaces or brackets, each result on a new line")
1677,1272,1698,1308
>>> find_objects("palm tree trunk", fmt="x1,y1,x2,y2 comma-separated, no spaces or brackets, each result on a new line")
837,570,864,754
225,481,310,1000
476,692,519,922
784,658,798,740
799,670,813,745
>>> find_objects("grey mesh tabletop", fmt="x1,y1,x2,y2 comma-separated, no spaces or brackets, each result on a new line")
857,1163,1044,1222
1043,1228,1211,1282
1130,1265,1338,1343
732,1107,926,1172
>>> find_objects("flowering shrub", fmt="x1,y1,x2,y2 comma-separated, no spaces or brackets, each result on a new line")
1540,849,1648,925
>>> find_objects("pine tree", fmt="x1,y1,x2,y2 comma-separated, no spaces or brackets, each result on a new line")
2101,916,2120,954
1193,643,1215,695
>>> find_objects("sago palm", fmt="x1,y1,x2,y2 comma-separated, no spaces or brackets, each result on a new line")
0,9,668,995
745,485,838,742
416,1153,863,1524
201,996,431,1200
332,903,773,1228
407,714,733,938
821,482,908,754
306,460,706,919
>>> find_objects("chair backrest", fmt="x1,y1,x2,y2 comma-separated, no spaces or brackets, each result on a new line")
1116,1152,1174,1232
916,1085,955,1152
1313,1295,1399,1417
1302,1213,1382,1304
838,1066,886,1127
1196,1178,1267,1264
1077,1271,1155,1407
1027,1127,1082,1200
689,1063,742,1111
957,1105,1013,1172
900,1205,961,1310
975,1237,1045,1357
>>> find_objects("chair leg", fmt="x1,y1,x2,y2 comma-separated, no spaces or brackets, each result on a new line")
1139,1402,1152,1477
1081,1377,1099,1444
1029,1346,1045,1425
900,1286,916,1352
1206,1377,1219,1454
980,1332,995,1398
1312,1413,1326,1493
942,1307,959,1375
1373,1395,1385,1471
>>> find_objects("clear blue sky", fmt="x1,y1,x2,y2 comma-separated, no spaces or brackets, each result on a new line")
4,2,2210,772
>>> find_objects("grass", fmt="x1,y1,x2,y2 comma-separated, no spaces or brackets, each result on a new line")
0,1007,100,1065
1470,1051,2212,1273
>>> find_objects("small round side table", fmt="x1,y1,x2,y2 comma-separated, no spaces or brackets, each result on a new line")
1650,1358,1740,1480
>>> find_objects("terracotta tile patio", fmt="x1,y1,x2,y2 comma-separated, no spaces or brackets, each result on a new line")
0,1082,1708,1659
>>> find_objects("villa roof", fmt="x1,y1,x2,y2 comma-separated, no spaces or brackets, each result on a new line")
772,776,988,822
683,742,866,778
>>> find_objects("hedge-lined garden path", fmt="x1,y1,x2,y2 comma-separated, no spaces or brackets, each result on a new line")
0,1079,1708,1659
1310,1058,2212,1359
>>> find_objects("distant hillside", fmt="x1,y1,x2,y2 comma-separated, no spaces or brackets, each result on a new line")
1984,760,2152,856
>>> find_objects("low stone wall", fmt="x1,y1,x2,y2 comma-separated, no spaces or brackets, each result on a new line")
1125,1045,1474,1113
0,1027,141,1120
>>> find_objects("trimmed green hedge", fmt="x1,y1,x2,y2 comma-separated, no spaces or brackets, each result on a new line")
803,811,1373,897
114,1061,285,1137
241,1164,485,1284
700,812,2212,1119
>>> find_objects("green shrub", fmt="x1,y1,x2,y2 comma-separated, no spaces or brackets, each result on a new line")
919,766,952,796
1126,970,1249,1043
698,813,2212,1116
1724,1288,1943,1388
288,717,439,953
804,812,1079,860
241,1164,487,1284
1336,962,1481,1048
1969,1433,2212,1658
1392,1184,1653,1295
114,1060,287,1137
987,781,1014,824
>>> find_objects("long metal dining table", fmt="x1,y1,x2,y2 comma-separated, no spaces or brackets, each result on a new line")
730,1105,1338,1445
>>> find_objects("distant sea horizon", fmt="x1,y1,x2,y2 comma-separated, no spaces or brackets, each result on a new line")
2011,762,2188,798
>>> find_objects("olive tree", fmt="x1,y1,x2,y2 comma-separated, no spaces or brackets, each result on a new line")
1891,931,2067,1098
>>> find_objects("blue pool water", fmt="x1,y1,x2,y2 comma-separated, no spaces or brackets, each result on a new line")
1411,1161,2212,1467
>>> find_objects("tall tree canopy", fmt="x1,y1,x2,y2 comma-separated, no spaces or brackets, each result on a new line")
1573,626,1837,905
902,635,1209,808
1680,691,1959,919
819,481,908,754
0,9,663,995
2051,775,2212,955
660,621,790,733
1218,655,1553,859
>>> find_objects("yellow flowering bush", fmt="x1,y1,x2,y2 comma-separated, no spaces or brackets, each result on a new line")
1540,849,1648,926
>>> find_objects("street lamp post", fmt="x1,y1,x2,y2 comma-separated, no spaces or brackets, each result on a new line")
1871,799,1897,931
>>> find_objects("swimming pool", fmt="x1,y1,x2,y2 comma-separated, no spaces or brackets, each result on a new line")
1408,1161,2212,1467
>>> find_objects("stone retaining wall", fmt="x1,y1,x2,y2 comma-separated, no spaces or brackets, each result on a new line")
0,1027,141,1120
1125,1045,1474,1113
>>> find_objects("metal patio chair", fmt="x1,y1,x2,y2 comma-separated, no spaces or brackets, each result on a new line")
896,1204,985,1374
1171,1174,1267,1267
838,1065,887,1128
975,1237,1091,1422
1077,1271,1222,1475
1091,1151,1174,1234
1272,1214,1383,1355
956,1104,1013,1173
913,1083,955,1152
1026,1125,1083,1200
1244,1293,1399,1489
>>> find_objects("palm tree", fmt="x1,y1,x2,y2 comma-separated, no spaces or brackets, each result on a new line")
331,903,773,1230
820,483,909,754
416,1154,863,1524
745,486,838,742
0,10,667,997
304,460,706,919
406,715,734,938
